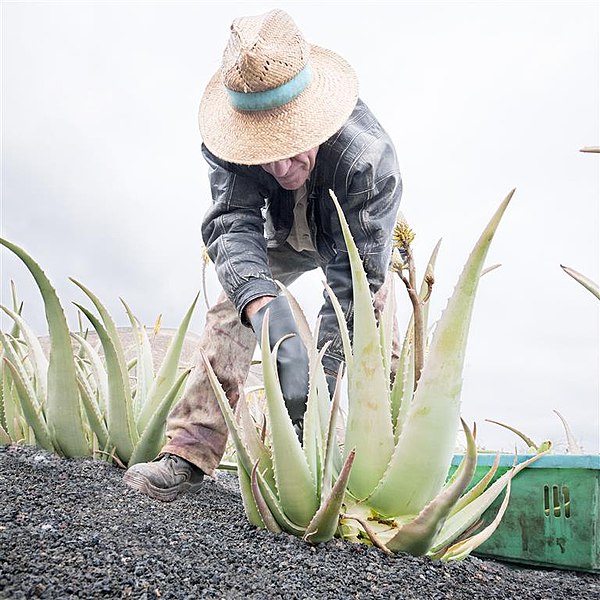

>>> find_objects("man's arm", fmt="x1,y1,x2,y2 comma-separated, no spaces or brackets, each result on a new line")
318,136,402,377
201,147,279,323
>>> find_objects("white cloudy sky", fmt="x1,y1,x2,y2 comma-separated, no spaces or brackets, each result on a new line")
2,1,598,453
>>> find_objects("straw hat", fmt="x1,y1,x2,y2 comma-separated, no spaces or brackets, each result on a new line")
198,9,359,165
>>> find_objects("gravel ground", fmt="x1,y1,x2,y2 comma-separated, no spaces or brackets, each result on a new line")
1,444,598,600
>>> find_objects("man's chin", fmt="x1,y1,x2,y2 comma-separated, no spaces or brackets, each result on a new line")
279,177,307,191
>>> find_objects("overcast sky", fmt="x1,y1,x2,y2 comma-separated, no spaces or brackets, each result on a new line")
2,1,598,453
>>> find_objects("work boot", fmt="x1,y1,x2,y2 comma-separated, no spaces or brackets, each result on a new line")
123,453,205,502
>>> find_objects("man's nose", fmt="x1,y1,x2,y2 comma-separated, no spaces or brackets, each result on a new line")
271,159,291,178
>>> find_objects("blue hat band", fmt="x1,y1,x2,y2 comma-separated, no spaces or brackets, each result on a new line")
227,64,312,112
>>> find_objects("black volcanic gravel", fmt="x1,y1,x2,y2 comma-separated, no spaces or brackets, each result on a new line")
1,444,598,600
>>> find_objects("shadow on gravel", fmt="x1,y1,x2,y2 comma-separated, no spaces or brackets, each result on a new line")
1,444,597,600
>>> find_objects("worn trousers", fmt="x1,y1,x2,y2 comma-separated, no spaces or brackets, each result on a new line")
161,243,400,476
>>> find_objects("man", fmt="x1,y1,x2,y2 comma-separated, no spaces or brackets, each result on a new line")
124,9,402,501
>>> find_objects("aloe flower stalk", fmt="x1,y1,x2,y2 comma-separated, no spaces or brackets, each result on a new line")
0,238,198,465
205,188,545,559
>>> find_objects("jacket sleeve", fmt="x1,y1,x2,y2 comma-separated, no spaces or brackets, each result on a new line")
318,136,402,377
200,148,279,322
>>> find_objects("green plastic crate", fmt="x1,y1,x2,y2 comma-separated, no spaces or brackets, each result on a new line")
449,453,600,572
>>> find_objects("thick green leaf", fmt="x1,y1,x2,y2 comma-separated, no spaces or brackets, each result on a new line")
322,281,353,370
1,358,18,440
137,293,199,432
120,298,155,418
129,369,190,465
303,342,332,492
0,424,11,444
276,281,313,349
235,388,275,492
431,451,546,552
2,358,54,452
251,460,282,533
74,364,110,450
1,305,49,401
71,333,109,414
367,191,515,516
329,190,395,500
304,449,356,544
320,369,343,502
261,311,318,527
201,350,256,477
75,303,135,463
385,419,477,555
391,239,442,438
440,477,513,561
238,461,266,528
70,279,137,439
378,276,396,383
0,238,89,456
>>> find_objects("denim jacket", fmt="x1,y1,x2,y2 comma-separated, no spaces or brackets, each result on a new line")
201,99,402,376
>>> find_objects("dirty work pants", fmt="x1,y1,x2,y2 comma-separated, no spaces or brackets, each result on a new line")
161,243,400,476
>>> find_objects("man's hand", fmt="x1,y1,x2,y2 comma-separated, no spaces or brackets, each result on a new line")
248,295,309,427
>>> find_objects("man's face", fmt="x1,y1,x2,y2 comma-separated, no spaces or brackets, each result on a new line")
260,146,319,190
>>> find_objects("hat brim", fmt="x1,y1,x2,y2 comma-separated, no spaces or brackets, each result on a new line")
198,45,359,165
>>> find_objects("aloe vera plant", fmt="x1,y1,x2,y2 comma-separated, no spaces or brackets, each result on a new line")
0,238,198,465
204,189,546,559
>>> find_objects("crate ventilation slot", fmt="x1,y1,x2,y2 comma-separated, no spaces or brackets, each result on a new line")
544,484,571,518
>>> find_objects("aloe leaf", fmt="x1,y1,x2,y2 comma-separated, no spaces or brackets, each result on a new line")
485,418,538,449
385,419,477,555
320,369,343,502
254,468,307,536
0,424,11,444
0,359,19,440
304,448,356,544
440,477,513,561
0,305,49,401
0,331,43,413
367,191,515,516
2,358,54,452
431,451,546,552
276,281,313,348
390,326,412,436
129,369,190,465
560,265,600,299
120,298,155,418
75,303,135,463
0,238,89,456
238,461,266,528
553,409,583,454
200,349,256,477
323,280,353,370
235,388,275,491
74,364,109,449
261,312,319,526
70,278,136,435
391,239,441,437
251,460,282,533
71,333,109,414
379,276,396,381
70,278,129,368
448,452,501,517
137,293,199,433
303,342,332,491
329,190,395,500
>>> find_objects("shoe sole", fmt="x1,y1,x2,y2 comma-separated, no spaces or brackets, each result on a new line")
123,471,203,502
